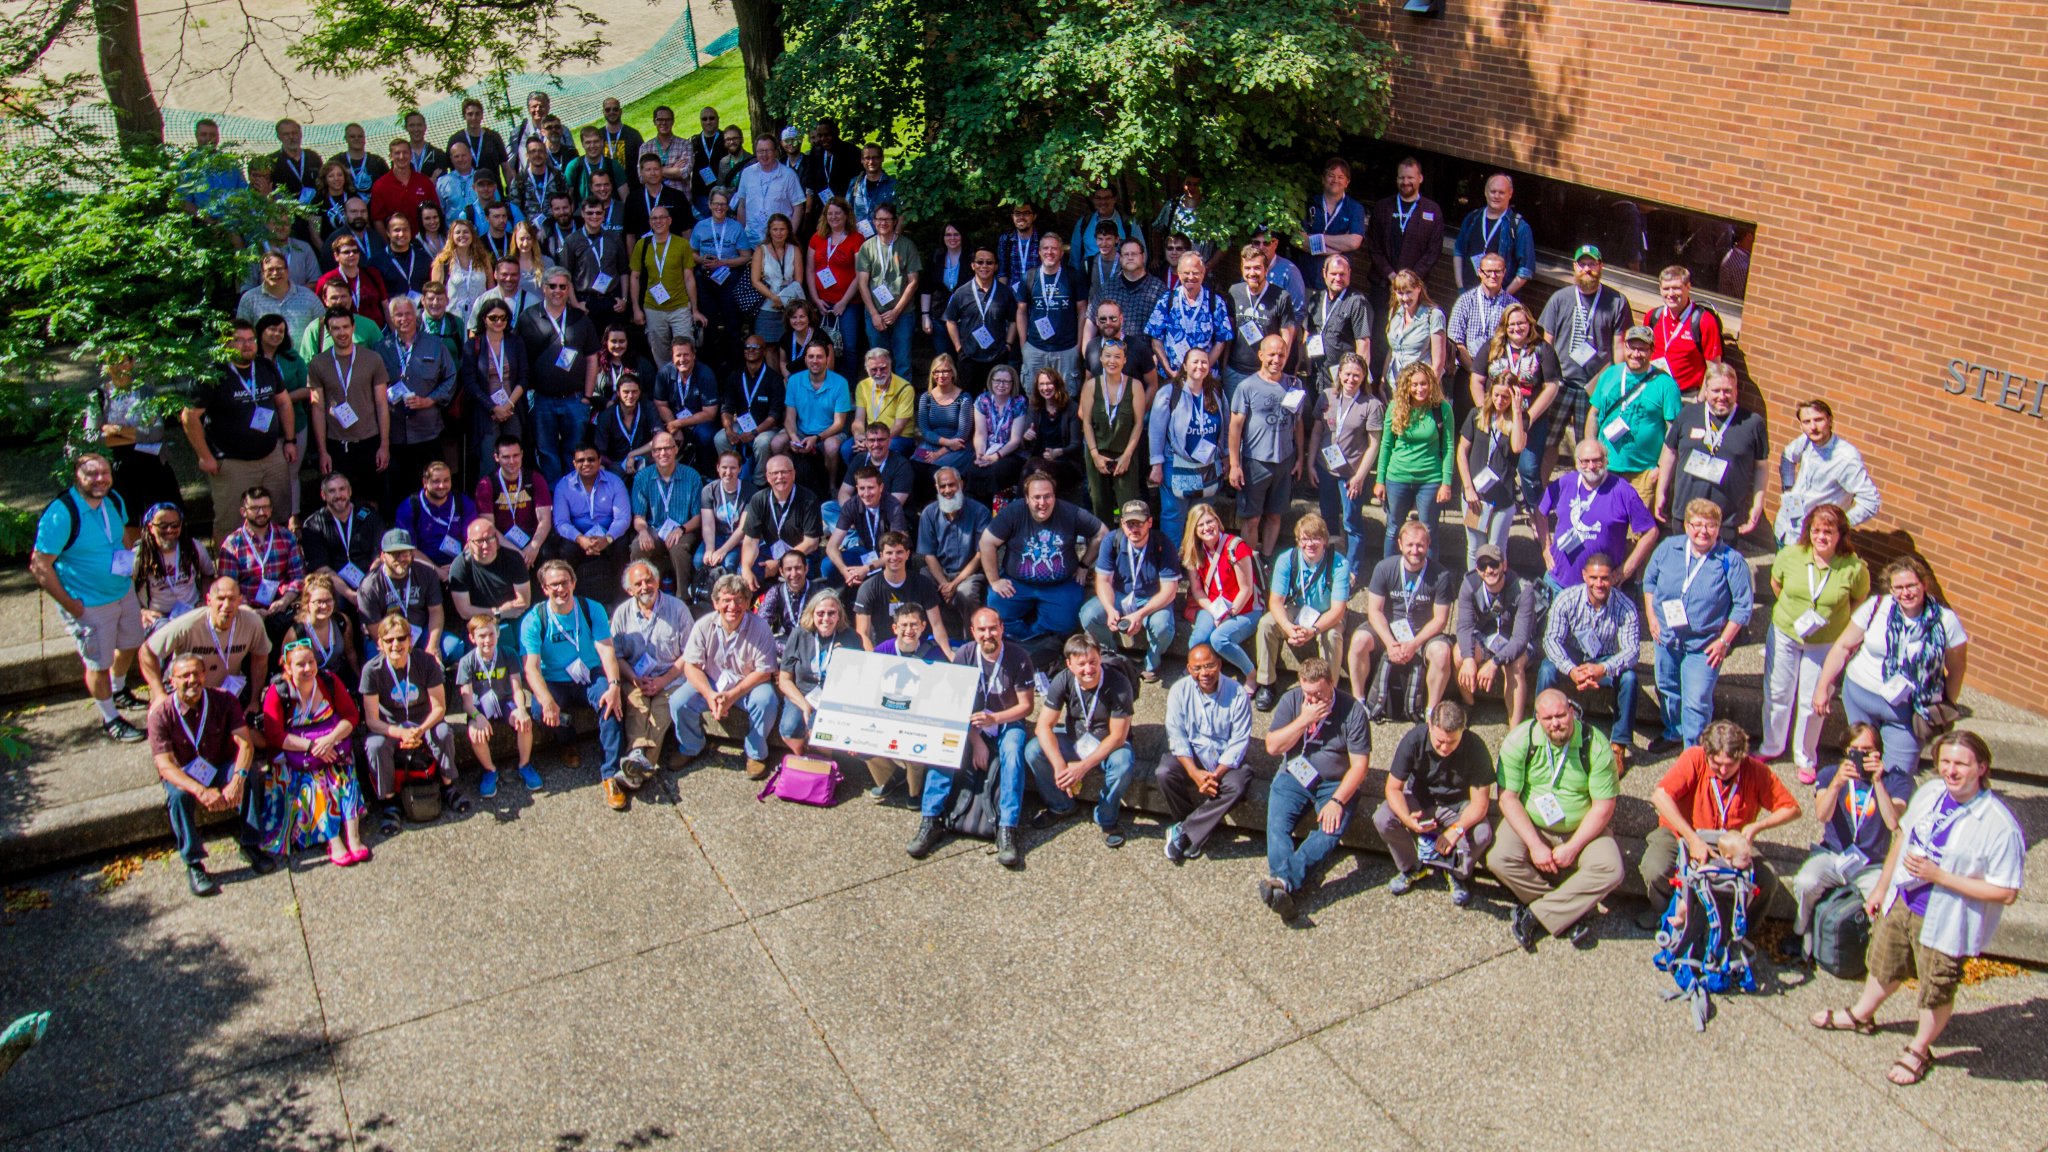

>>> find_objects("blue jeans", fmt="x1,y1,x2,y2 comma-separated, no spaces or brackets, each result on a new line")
1844,678,1921,777
1266,770,1348,893
1314,456,1373,578
830,300,866,365
989,578,1087,643
1157,463,1219,556
922,722,1028,828
1078,597,1176,674
1381,479,1443,558
1519,412,1551,512
670,679,780,764
530,676,624,779
1189,609,1260,680
1025,734,1137,828
778,695,816,742
531,393,591,482
1653,640,1719,747
863,310,914,380
1537,657,1639,746
162,779,264,865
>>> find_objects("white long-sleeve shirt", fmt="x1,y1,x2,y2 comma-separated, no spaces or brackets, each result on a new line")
1776,434,1880,543
1165,676,1251,770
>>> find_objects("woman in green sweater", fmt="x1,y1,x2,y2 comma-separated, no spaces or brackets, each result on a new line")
1373,362,1455,558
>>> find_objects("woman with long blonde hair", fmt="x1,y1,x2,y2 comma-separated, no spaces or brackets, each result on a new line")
430,217,493,324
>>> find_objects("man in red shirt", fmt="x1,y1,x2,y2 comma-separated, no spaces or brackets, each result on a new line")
1645,266,1724,396
1637,718,1799,928
369,138,441,237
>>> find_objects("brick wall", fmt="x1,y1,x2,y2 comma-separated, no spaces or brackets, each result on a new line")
1360,0,2048,714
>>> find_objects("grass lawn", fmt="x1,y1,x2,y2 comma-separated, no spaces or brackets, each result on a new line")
617,52,753,139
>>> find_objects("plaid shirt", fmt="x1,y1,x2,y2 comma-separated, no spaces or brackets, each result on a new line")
216,524,306,603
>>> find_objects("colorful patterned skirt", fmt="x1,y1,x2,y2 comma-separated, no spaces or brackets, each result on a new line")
259,719,365,854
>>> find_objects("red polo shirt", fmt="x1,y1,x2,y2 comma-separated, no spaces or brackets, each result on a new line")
1647,301,1724,394
370,169,442,230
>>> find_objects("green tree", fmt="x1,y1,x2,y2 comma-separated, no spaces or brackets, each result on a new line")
770,0,1393,240
290,0,609,116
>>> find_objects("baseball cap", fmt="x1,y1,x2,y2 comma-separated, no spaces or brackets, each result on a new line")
1625,325,1655,345
1119,499,1153,523
1573,244,1603,262
780,126,800,142
1473,543,1505,567
380,529,415,552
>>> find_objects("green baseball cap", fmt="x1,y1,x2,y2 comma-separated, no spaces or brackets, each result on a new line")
1573,244,1603,262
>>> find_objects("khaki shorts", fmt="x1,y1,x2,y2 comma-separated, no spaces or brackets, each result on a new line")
61,591,145,671
1867,902,1963,1009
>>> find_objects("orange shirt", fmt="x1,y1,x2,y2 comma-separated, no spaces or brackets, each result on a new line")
1655,747,1797,834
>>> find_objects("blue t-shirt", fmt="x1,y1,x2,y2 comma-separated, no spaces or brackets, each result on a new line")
1270,547,1352,615
1816,759,1913,861
34,488,132,608
785,370,853,437
517,597,611,683
1093,530,1182,606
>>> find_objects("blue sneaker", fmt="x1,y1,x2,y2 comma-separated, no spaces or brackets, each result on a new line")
477,770,499,798
1389,869,1418,896
518,764,542,789
1163,823,1188,864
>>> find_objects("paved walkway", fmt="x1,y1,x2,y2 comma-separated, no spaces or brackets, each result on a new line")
0,749,2042,1149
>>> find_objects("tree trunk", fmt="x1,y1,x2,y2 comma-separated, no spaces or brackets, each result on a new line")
92,0,162,149
731,0,784,138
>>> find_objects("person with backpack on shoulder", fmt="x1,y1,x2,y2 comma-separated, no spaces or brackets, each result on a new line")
1644,266,1723,398
1636,720,1799,935
1487,689,1624,951
1787,723,1907,964
29,454,147,742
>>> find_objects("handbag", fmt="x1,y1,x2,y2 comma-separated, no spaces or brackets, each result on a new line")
1912,700,1961,745
755,754,844,807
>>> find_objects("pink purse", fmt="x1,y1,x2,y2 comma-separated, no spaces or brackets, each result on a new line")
755,755,844,806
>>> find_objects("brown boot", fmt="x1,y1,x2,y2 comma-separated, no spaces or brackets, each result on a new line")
603,777,630,811
745,757,771,779
560,745,582,769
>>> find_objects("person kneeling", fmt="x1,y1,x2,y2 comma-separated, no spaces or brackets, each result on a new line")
1373,701,1494,908
1025,634,1137,848
1486,689,1624,950
1258,658,1370,921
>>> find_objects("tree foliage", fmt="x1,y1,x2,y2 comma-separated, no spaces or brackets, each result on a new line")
291,0,610,115
771,0,1393,239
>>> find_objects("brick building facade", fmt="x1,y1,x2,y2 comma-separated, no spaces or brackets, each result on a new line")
1358,0,2048,714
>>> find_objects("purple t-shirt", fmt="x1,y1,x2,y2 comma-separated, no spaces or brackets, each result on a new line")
1537,473,1654,587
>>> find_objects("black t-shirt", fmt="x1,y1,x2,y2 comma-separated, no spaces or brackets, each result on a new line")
720,365,787,432
201,360,287,461
359,650,446,727
956,641,1036,715
1227,282,1297,373
1388,723,1494,811
1459,409,1517,508
449,547,530,613
1663,404,1768,524
1302,289,1371,383
1367,556,1456,632
986,499,1102,585
1042,665,1134,742
357,559,445,630
942,280,1018,363
1269,687,1371,781
744,488,824,546
1084,334,1155,382
1020,266,1079,352
853,569,938,631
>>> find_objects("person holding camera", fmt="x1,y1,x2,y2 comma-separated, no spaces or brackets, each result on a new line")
1787,723,1908,956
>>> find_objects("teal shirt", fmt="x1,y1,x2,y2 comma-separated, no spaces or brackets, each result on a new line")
1586,364,1681,474
34,488,133,608
1375,400,1456,485
517,597,612,683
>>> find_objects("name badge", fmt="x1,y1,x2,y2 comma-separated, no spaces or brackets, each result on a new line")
971,326,995,350
1879,673,1915,706
1296,603,1322,630
1793,609,1829,639
566,657,593,685
255,578,280,606
477,689,502,719
1283,756,1320,789
1033,315,1056,342
1531,791,1568,827
856,219,875,238
632,650,658,677
657,518,681,538
1390,618,1416,645
250,406,275,433
1072,732,1101,761
387,382,413,404
1281,389,1305,413
770,541,791,560
1601,414,1630,443
1320,444,1348,473
871,282,895,308
186,757,220,787
1682,450,1729,485
1304,334,1325,359
555,347,578,371
1839,846,1869,872
490,388,512,408
697,166,716,186
1660,598,1690,629
1190,438,1217,465
110,548,136,577
221,673,248,697
707,266,730,285
815,267,837,290
735,413,757,434
715,668,740,693
592,272,614,294
1485,630,1509,654
1207,600,1230,622
1306,234,1327,256
649,283,671,305
432,534,457,559
299,187,317,205
504,525,531,549
338,562,365,589
1472,465,1501,493
331,401,360,429
1569,340,1597,367
1238,319,1263,345
1651,355,1673,373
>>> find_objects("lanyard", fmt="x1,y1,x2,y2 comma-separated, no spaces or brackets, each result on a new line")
396,338,416,378
863,505,881,547
1845,782,1870,843
230,363,260,405
546,308,568,345
387,656,416,719
307,618,336,665
497,469,524,512
651,470,677,518
1034,264,1063,309
1505,344,1533,380
711,220,732,260
341,272,362,308
1076,680,1102,733
1611,369,1653,418
741,366,767,410
384,566,412,616
768,492,793,539
1173,287,1208,330
547,601,584,647
1101,377,1126,429
1318,290,1347,334
1660,304,1696,342
1480,210,1507,253
486,231,507,259
1330,391,1356,435
349,153,371,185
1542,740,1570,789
1205,541,1233,601
812,638,837,681
205,615,235,671
396,247,418,285
651,235,673,278
1710,774,1739,828
332,350,357,405
1121,535,1147,597
1678,547,1712,599
255,524,277,570
1701,406,1734,453
617,403,640,445
716,484,740,525
1391,196,1416,232
971,280,998,324
174,693,210,757
336,509,355,558
1912,794,1974,853
866,379,893,422
1316,195,1346,233
1015,232,1033,276
283,150,307,184
1807,561,1832,604
976,644,1006,705
1397,564,1425,614
586,231,605,264
1568,475,1598,532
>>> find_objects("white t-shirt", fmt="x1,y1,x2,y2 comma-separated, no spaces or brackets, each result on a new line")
1882,780,2026,957
1843,596,1967,699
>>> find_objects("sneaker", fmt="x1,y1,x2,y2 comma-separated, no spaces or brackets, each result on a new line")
906,817,944,859
378,807,402,836
110,687,146,711
745,758,771,780
1448,873,1473,907
865,784,889,803
1645,736,1682,756
1100,824,1125,849
1388,868,1418,897
238,845,277,875
618,750,653,789
602,778,630,811
1139,667,1161,684
102,716,144,743
186,864,219,898
1028,805,1076,830
517,764,543,789
1509,904,1542,951
995,827,1022,869
478,770,500,798
1253,685,1276,712
1163,823,1188,865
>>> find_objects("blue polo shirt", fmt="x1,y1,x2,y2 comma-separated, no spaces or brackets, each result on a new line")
1094,530,1182,606
786,370,852,437
1270,546,1353,616
34,489,132,608
631,462,704,533
517,596,611,682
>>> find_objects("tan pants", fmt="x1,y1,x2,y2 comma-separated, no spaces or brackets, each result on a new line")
207,446,292,542
623,685,676,753
864,756,928,798
1485,820,1624,936
1254,610,1344,685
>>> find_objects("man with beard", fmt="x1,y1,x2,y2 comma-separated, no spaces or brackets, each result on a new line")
148,653,264,896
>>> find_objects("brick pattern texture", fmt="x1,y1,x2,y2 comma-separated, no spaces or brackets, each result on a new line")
1361,0,2048,714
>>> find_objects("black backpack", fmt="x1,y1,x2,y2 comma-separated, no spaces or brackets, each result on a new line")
41,489,128,555
944,765,1003,840
1808,884,1871,980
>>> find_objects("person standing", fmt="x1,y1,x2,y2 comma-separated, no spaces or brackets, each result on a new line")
1811,556,1969,779
1452,173,1534,295
1643,267,1724,398
1642,500,1753,752
1362,157,1442,374
1653,362,1769,540
1536,245,1632,477
307,308,393,513
1016,232,1083,392
30,454,146,741
182,322,295,538
1760,504,1870,782
518,270,599,481
1446,253,1518,404
1774,398,1881,545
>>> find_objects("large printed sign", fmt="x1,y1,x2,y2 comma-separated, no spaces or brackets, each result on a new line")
807,650,976,769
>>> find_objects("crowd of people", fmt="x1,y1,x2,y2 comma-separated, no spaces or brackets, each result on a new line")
27,99,2026,1086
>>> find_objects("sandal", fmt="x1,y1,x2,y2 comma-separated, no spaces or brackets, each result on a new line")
1887,1045,1935,1086
1809,1007,1877,1035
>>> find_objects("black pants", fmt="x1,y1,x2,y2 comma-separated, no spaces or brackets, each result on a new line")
328,438,385,514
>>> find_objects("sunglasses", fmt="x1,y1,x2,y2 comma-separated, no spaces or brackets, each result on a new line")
282,638,314,654
1476,559,1502,572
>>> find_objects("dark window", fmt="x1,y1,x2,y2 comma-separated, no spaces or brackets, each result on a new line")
1650,0,1790,12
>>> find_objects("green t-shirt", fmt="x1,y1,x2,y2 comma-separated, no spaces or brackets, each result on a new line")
853,235,921,311
1586,364,1681,474
1768,544,1869,647
1497,718,1618,834
1375,400,1456,485
297,316,383,366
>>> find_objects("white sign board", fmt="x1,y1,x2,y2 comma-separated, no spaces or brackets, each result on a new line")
807,649,976,768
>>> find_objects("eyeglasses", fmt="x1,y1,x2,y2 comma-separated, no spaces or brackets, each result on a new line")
743,345,764,354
